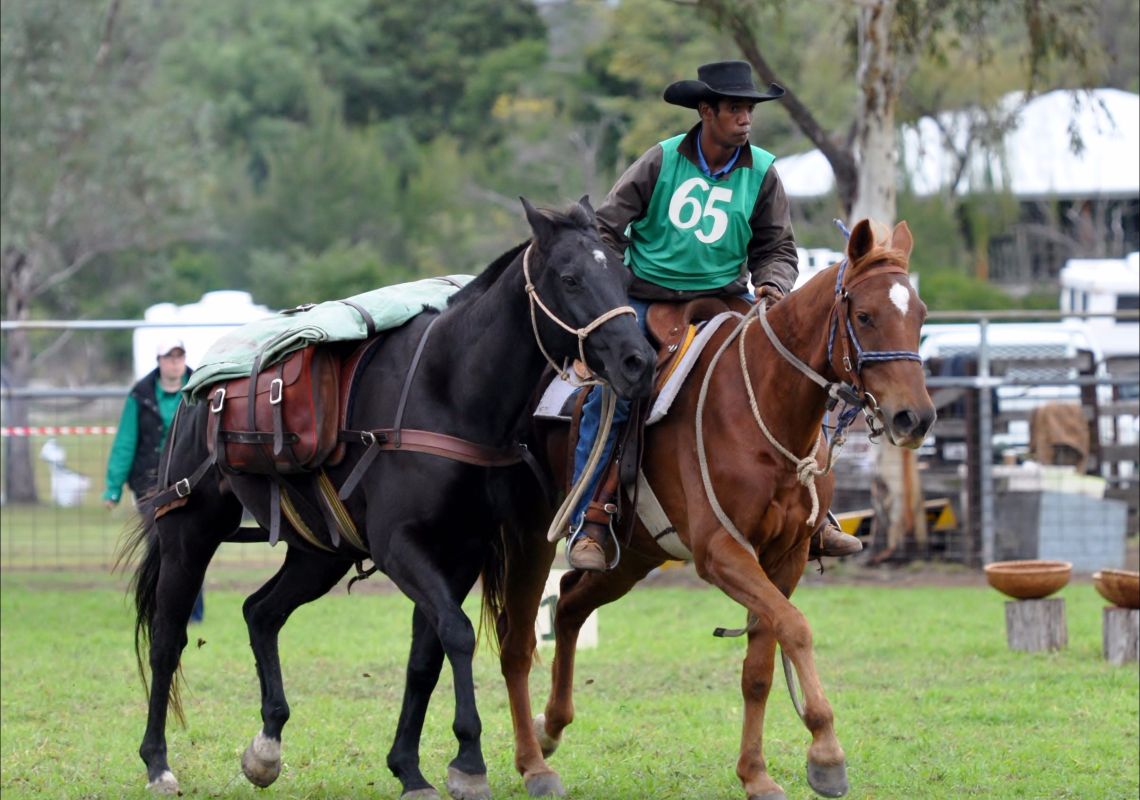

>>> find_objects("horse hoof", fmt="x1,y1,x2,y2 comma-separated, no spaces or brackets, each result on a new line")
401,789,442,800
146,769,179,794
241,731,282,788
806,759,848,798
533,714,560,758
446,766,491,800
525,770,565,797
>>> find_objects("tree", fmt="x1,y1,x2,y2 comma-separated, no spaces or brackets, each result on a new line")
1,0,216,502
683,0,1101,556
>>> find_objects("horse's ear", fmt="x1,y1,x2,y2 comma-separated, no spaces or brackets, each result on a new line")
521,196,554,245
577,194,596,222
891,221,914,261
846,219,876,263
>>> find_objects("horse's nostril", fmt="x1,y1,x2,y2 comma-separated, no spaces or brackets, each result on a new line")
893,410,919,434
624,353,647,376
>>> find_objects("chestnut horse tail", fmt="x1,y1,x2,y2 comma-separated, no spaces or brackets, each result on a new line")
115,512,187,726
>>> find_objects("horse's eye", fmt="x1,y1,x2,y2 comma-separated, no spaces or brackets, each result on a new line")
561,274,580,288
856,311,872,325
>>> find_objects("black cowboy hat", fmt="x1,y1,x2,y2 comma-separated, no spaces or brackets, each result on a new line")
663,61,785,109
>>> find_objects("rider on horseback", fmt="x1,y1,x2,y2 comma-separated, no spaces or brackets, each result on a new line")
568,60,863,571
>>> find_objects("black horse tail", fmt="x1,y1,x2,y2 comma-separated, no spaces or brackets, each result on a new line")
479,521,510,657
114,510,187,726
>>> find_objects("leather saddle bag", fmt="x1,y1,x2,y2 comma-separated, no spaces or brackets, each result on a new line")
205,345,341,474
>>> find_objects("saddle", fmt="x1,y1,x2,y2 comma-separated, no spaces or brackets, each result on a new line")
567,294,751,498
205,339,378,475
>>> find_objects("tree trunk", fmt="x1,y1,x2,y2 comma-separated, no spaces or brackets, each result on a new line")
848,0,927,553
1,248,39,504
1005,598,1068,653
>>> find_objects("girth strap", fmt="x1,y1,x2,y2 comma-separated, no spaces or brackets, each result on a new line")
336,427,538,500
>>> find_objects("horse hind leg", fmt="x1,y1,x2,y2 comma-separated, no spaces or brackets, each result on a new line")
134,492,238,794
240,547,351,788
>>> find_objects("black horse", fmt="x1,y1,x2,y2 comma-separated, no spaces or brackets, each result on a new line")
121,197,655,798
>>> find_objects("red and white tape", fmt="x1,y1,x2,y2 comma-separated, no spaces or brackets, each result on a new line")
0,426,117,437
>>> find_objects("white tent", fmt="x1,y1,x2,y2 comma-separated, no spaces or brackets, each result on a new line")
776,88,1140,200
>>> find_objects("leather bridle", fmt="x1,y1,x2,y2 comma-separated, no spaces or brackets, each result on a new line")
521,244,638,384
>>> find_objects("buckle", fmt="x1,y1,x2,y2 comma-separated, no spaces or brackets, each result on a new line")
359,430,377,446
174,478,191,498
269,378,284,405
210,387,226,413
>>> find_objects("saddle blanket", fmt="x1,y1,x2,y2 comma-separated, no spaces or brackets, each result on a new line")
532,310,742,425
183,275,473,402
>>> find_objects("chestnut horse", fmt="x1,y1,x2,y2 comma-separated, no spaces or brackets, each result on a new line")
484,219,935,800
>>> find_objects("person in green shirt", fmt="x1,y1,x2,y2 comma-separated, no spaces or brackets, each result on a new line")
104,337,203,621
566,60,863,571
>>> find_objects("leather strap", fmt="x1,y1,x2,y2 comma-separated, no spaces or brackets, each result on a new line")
393,315,440,447
338,299,377,338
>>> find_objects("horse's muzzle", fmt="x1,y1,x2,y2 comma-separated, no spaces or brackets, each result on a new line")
885,405,936,449
617,347,655,400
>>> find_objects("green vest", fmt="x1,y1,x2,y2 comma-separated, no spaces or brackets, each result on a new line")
627,135,774,291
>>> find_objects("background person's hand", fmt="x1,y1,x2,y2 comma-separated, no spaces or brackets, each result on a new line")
104,499,118,510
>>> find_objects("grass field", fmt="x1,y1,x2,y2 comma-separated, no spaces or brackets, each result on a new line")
1,566,1137,800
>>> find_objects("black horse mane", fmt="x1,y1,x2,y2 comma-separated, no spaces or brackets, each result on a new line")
447,204,595,307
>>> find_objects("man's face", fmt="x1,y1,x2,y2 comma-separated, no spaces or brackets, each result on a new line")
701,98,755,149
157,350,187,382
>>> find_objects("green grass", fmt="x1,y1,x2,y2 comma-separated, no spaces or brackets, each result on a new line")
1,570,1136,799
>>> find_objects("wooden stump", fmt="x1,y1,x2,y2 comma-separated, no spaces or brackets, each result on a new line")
1004,598,1067,652
1102,607,1140,666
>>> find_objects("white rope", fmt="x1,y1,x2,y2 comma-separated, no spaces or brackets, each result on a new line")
546,384,619,542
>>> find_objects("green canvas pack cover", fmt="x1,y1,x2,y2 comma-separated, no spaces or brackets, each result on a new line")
183,274,473,403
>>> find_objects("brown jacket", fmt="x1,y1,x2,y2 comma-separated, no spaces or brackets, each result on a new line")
595,123,799,301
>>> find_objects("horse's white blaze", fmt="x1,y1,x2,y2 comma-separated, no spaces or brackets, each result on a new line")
592,249,607,266
889,283,910,316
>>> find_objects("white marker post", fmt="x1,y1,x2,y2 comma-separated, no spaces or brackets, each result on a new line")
534,569,598,649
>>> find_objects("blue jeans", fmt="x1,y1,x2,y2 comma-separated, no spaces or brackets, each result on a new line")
190,589,205,623
570,298,650,525
570,291,754,526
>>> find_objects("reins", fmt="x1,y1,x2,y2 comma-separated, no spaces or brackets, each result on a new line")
695,239,926,547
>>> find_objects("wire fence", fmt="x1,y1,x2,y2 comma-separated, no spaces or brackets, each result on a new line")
2,312,1137,572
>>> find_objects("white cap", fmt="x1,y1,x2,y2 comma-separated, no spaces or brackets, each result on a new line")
155,337,186,358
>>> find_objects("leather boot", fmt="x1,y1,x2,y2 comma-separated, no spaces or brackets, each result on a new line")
809,513,864,558
567,521,609,572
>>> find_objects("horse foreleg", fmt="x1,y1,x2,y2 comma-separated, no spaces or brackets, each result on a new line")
241,547,350,788
737,626,786,800
387,550,489,800
695,533,846,799
496,531,564,797
541,551,658,752
386,605,447,799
